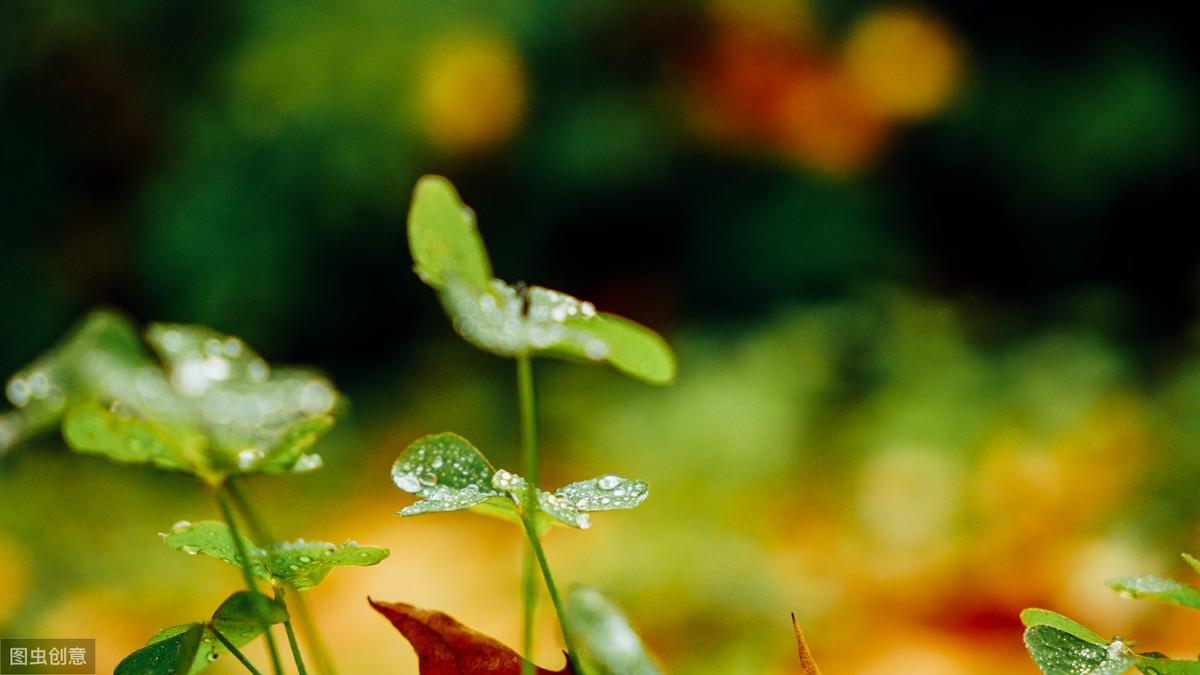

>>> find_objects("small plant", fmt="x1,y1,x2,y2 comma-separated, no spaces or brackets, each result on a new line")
383,176,675,674
1022,553,1200,674
1,311,389,674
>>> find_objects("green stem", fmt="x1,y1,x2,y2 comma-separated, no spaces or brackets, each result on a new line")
215,485,285,675
516,354,583,675
211,626,265,675
227,478,337,675
276,587,310,675
521,543,538,672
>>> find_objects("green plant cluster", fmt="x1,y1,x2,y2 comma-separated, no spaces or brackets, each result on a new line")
0,175,672,675
1023,556,1200,674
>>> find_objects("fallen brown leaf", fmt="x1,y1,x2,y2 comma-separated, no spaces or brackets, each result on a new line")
792,613,822,675
369,598,572,675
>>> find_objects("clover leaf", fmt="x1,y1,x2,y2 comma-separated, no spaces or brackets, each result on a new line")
1107,575,1200,611
116,591,287,675
36,319,343,484
1023,624,1134,675
2,310,152,454
392,433,649,529
163,520,389,589
407,176,676,385
1021,608,1200,674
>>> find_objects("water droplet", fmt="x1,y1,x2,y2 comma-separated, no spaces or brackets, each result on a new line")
1107,639,1125,659
292,454,323,473
395,473,422,493
237,448,265,470
171,520,193,532
222,337,243,357
598,475,621,490
6,378,30,407
299,381,335,415
298,555,313,563
431,456,445,469
204,356,230,380
576,513,592,528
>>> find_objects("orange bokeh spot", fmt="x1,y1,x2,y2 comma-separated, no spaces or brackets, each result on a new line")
417,31,528,154
843,7,963,120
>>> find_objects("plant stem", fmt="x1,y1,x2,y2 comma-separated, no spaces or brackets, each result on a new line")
520,513,583,674
521,544,538,673
516,354,583,675
212,627,265,675
215,485,285,675
227,478,337,675
276,587,310,675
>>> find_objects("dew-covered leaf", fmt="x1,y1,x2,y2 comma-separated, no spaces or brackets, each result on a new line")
408,175,493,291
63,401,205,476
553,475,649,513
1024,625,1134,675
440,280,676,385
3,309,154,453
530,474,649,530
142,323,343,476
393,433,507,516
116,621,205,675
1020,608,1107,645
264,539,390,589
405,176,676,385
163,520,269,579
565,585,661,675
163,520,386,590
792,614,822,675
1107,576,1200,611
369,598,571,674
555,311,676,385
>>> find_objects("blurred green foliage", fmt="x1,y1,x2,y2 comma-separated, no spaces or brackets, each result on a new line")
3,0,1200,672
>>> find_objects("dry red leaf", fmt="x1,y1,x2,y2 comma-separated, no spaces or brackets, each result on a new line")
369,598,573,675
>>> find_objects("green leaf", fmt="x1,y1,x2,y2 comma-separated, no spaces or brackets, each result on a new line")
392,432,508,516
163,520,269,579
210,590,289,643
406,175,676,385
393,433,651,530
1182,553,1200,577
116,622,205,675
1020,608,1106,644
1024,625,1134,675
553,475,649,512
143,323,343,476
131,592,288,675
4,310,155,450
1107,576,1200,611
163,520,387,590
1134,654,1200,674
440,279,676,385
264,540,390,590
565,312,676,386
63,402,185,469
566,585,662,675
407,175,493,290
